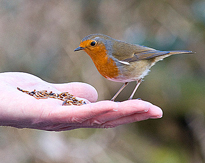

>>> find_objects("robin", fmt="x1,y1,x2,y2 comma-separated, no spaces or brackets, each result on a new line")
74,34,192,101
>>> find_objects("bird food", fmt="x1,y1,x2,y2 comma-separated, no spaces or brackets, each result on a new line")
17,87,86,106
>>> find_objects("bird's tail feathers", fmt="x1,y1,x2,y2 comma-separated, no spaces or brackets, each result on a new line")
153,50,193,63
168,50,193,55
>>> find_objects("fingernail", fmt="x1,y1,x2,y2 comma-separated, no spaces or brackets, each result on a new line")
150,114,163,119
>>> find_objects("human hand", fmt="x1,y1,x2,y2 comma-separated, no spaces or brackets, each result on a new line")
0,72,163,131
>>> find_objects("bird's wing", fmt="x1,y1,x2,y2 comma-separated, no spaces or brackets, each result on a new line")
122,50,192,62
122,50,169,62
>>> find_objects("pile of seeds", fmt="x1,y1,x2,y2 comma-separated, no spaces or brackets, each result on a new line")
17,87,86,106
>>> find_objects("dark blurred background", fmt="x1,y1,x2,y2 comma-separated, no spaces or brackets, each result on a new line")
0,0,204,162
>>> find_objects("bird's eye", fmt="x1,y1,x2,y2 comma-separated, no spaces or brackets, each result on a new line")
90,41,96,46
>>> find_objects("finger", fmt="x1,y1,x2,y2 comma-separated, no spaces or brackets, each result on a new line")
42,104,163,131
63,106,163,129
52,82,98,102
45,100,162,127
100,108,163,128
46,101,119,123
84,100,162,126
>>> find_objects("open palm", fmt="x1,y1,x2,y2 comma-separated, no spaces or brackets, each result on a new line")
0,72,162,131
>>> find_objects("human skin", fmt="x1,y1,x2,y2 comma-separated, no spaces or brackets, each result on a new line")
0,72,163,131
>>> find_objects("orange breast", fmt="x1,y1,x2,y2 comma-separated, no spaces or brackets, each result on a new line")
84,44,120,79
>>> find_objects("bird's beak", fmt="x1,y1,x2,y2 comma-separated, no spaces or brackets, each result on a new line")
74,47,84,52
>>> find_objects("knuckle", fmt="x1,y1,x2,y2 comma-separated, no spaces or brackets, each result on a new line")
70,117,85,123
87,119,103,126
100,123,117,128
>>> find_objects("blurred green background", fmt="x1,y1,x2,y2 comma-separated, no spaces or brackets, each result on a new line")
0,0,204,162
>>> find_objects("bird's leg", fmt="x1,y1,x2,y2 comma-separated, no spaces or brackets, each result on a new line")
111,82,129,101
128,78,142,100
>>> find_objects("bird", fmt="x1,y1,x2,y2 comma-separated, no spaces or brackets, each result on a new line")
74,34,192,101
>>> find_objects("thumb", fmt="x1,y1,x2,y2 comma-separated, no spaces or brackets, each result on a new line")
52,82,98,102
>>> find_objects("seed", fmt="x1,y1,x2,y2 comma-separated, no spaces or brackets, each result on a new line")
17,87,86,106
